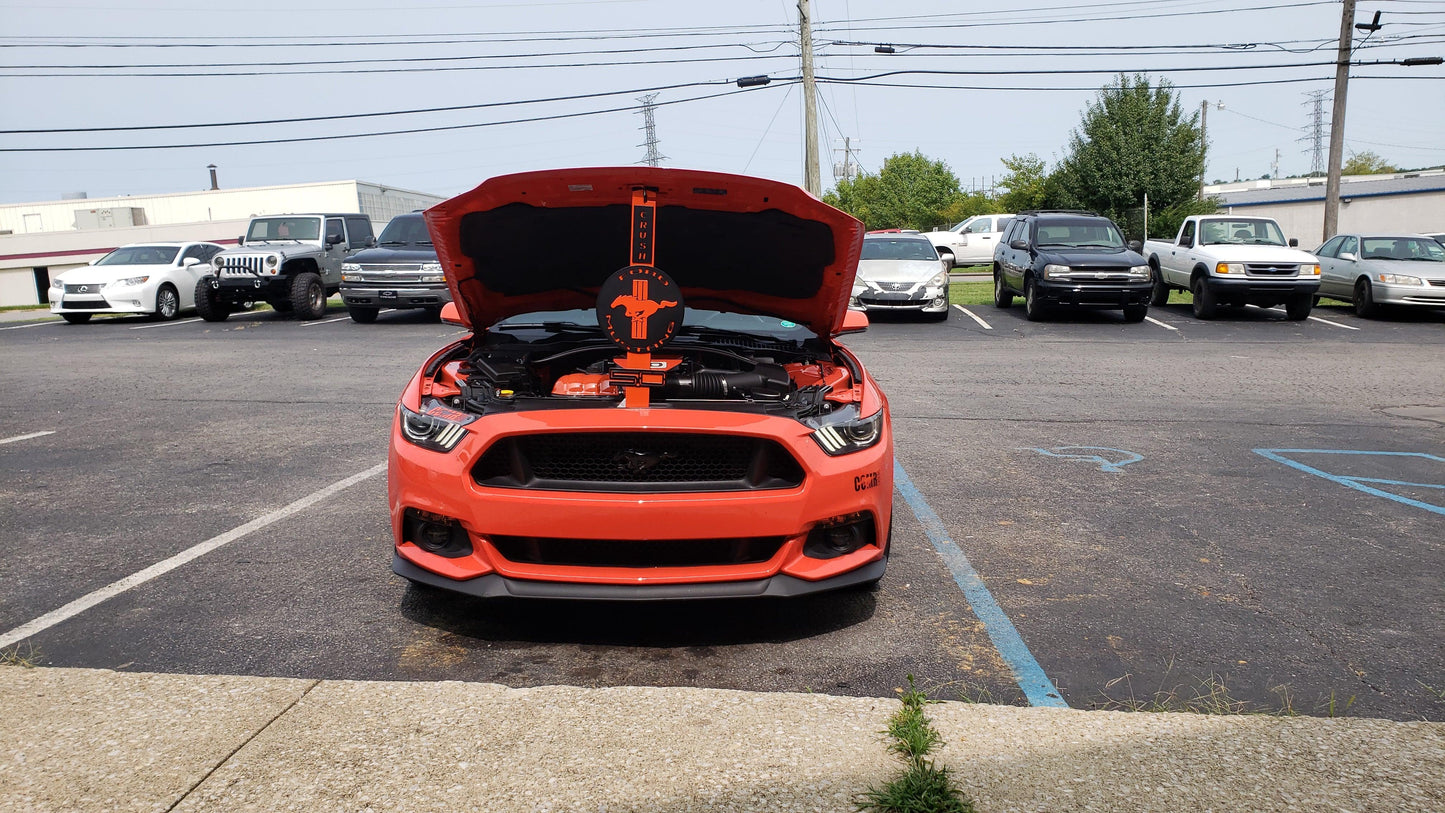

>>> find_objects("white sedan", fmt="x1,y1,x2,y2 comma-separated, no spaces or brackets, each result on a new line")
49,242,226,323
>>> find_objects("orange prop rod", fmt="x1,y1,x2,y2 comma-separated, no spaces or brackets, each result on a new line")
626,187,657,408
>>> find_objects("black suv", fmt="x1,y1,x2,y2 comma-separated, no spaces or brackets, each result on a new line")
993,210,1151,322
339,212,449,323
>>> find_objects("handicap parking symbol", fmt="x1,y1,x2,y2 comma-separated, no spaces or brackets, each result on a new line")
1023,446,1144,473
1254,449,1445,516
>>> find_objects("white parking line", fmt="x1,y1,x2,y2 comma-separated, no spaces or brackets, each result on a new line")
129,317,203,330
951,304,992,330
1143,316,1179,331
301,315,352,327
1307,315,1360,330
0,430,55,446
0,320,61,331
0,461,386,650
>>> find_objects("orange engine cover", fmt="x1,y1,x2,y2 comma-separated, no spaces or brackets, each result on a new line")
552,373,620,397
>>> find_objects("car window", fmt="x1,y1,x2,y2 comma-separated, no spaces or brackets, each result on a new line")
1316,236,1344,258
377,215,433,245
181,244,209,262
1198,219,1286,246
861,238,941,261
1361,237,1445,261
346,216,373,246
1016,220,1032,245
326,219,345,244
95,245,180,265
248,217,320,241
1340,236,1358,257
967,218,992,233
1178,221,1196,247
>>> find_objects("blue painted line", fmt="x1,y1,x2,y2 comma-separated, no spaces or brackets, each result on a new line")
892,460,1068,708
1253,449,1445,516
1345,477,1445,490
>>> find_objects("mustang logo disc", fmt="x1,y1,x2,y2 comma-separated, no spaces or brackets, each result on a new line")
596,265,685,353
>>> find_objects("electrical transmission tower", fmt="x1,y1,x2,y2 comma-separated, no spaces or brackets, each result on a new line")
1299,90,1329,176
636,93,666,168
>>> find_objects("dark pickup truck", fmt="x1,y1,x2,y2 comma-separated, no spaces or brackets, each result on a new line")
340,212,450,323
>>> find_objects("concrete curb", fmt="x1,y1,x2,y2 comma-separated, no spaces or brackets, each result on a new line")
2,666,1441,812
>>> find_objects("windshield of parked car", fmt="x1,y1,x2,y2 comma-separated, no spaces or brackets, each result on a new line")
861,238,941,261
377,215,432,246
247,217,320,242
1033,220,1126,249
492,308,818,341
95,245,179,265
1198,219,1287,246
1360,237,1445,262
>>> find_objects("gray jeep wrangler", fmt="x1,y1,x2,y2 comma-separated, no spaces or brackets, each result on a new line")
196,213,374,321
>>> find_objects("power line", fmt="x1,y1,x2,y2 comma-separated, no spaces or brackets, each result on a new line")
814,73,1442,92
812,1,1340,34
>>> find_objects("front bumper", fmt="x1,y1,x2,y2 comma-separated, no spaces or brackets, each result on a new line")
854,286,949,313
1035,280,1151,308
342,282,452,309
1371,280,1445,308
388,407,893,599
1203,276,1319,301
50,281,158,314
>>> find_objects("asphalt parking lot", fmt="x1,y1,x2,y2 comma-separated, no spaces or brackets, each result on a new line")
1,301,1441,721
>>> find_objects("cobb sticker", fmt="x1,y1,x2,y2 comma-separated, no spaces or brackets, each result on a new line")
596,265,685,353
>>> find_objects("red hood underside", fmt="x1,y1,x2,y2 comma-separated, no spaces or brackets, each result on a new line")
423,167,865,337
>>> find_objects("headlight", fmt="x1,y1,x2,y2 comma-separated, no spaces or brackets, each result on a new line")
50,277,64,289
810,408,884,456
1378,273,1423,286
1216,262,1243,275
265,255,278,268
928,271,948,288
212,256,224,269
1043,264,1071,279
397,403,471,453
1304,264,1321,276
1129,265,1150,279
341,262,361,273
107,276,149,288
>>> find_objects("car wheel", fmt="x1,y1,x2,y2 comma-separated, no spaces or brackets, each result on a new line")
1311,295,1320,307
1024,278,1048,322
290,272,326,319
425,306,444,321
1190,277,1218,320
348,305,379,324
61,312,92,324
1149,269,1170,306
1353,278,1380,318
993,272,1013,308
194,279,230,322
1284,293,1312,321
154,283,180,320
1122,304,1147,323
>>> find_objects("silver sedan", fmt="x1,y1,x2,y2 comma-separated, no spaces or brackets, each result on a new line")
1313,233,1445,317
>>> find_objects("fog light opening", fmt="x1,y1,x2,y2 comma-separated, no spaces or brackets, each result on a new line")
804,512,876,560
403,508,473,559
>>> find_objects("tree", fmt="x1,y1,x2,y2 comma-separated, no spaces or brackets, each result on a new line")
996,153,1076,212
1342,150,1397,175
824,151,962,229
1057,74,1204,225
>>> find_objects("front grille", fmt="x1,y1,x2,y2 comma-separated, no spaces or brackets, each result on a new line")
1428,279,1445,288
1244,263,1298,276
217,255,267,276
489,535,785,568
63,284,104,294
62,298,110,309
473,432,805,493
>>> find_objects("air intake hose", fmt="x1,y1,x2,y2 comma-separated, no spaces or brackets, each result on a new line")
667,363,792,400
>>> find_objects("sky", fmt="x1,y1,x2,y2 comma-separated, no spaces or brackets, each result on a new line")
1,0,1442,206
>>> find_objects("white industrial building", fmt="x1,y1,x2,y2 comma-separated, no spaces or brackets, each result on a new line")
0,179,445,307
1203,168,1445,247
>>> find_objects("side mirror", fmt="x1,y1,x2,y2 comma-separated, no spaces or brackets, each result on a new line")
1009,239,1028,250
1339,251,1356,262
1289,238,1299,247
366,237,377,247
183,257,201,267
839,309,869,335
237,235,245,246
439,301,465,326
326,234,344,246
1127,240,1143,252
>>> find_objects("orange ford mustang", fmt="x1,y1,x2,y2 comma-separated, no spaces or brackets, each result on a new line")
389,167,893,599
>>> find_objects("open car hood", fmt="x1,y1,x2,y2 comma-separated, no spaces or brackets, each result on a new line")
424,167,865,337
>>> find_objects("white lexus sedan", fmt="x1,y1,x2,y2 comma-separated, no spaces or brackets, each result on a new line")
50,242,226,323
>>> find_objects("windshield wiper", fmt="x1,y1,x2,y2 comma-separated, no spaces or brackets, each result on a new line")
673,324,802,347
379,240,407,246
491,321,603,334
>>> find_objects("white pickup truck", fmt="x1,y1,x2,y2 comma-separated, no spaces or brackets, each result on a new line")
1143,215,1321,320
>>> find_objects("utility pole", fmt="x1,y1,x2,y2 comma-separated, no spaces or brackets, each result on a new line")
1323,0,1356,241
1198,100,1222,198
798,0,821,196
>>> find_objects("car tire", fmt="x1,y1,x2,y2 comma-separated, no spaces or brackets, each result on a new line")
194,279,230,322
154,283,180,320
1285,293,1312,321
348,305,379,324
1122,304,1148,323
1024,277,1048,321
425,306,444,321
61,312,92,324
1149,269,1170,306
1191,277,1218,320
1353,278,1380,318
290,272,326,320
993,272,1013,308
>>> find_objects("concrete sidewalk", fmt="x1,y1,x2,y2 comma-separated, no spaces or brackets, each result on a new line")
2,667,1440,812
0,308,58,325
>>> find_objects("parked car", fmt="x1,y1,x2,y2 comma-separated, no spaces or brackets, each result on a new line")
1427,233,1445,246
1143,215,1320,320
389,167,892,600
850,232,951,320
993,210,1151,322
925,213,1015,267
48,242,225,324
340,212,450,323
196,213,374,321
1314,233,1445,316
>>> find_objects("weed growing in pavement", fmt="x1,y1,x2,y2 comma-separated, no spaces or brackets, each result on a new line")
1094,664,1362,718
1418,681,1445,706
1316,690,1357,718
0,642,42,668
857,675,974,813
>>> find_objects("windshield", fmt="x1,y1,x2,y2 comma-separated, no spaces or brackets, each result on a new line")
1034,220,1126,249
377,215,432,246
247,217,320,242
1198,219,1286,246
861,238,941,261
492,308,818,341
1359,237,1445,262
95,245,179,265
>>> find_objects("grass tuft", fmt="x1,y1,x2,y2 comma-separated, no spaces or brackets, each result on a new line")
1,642,42,668
858,675,975,813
